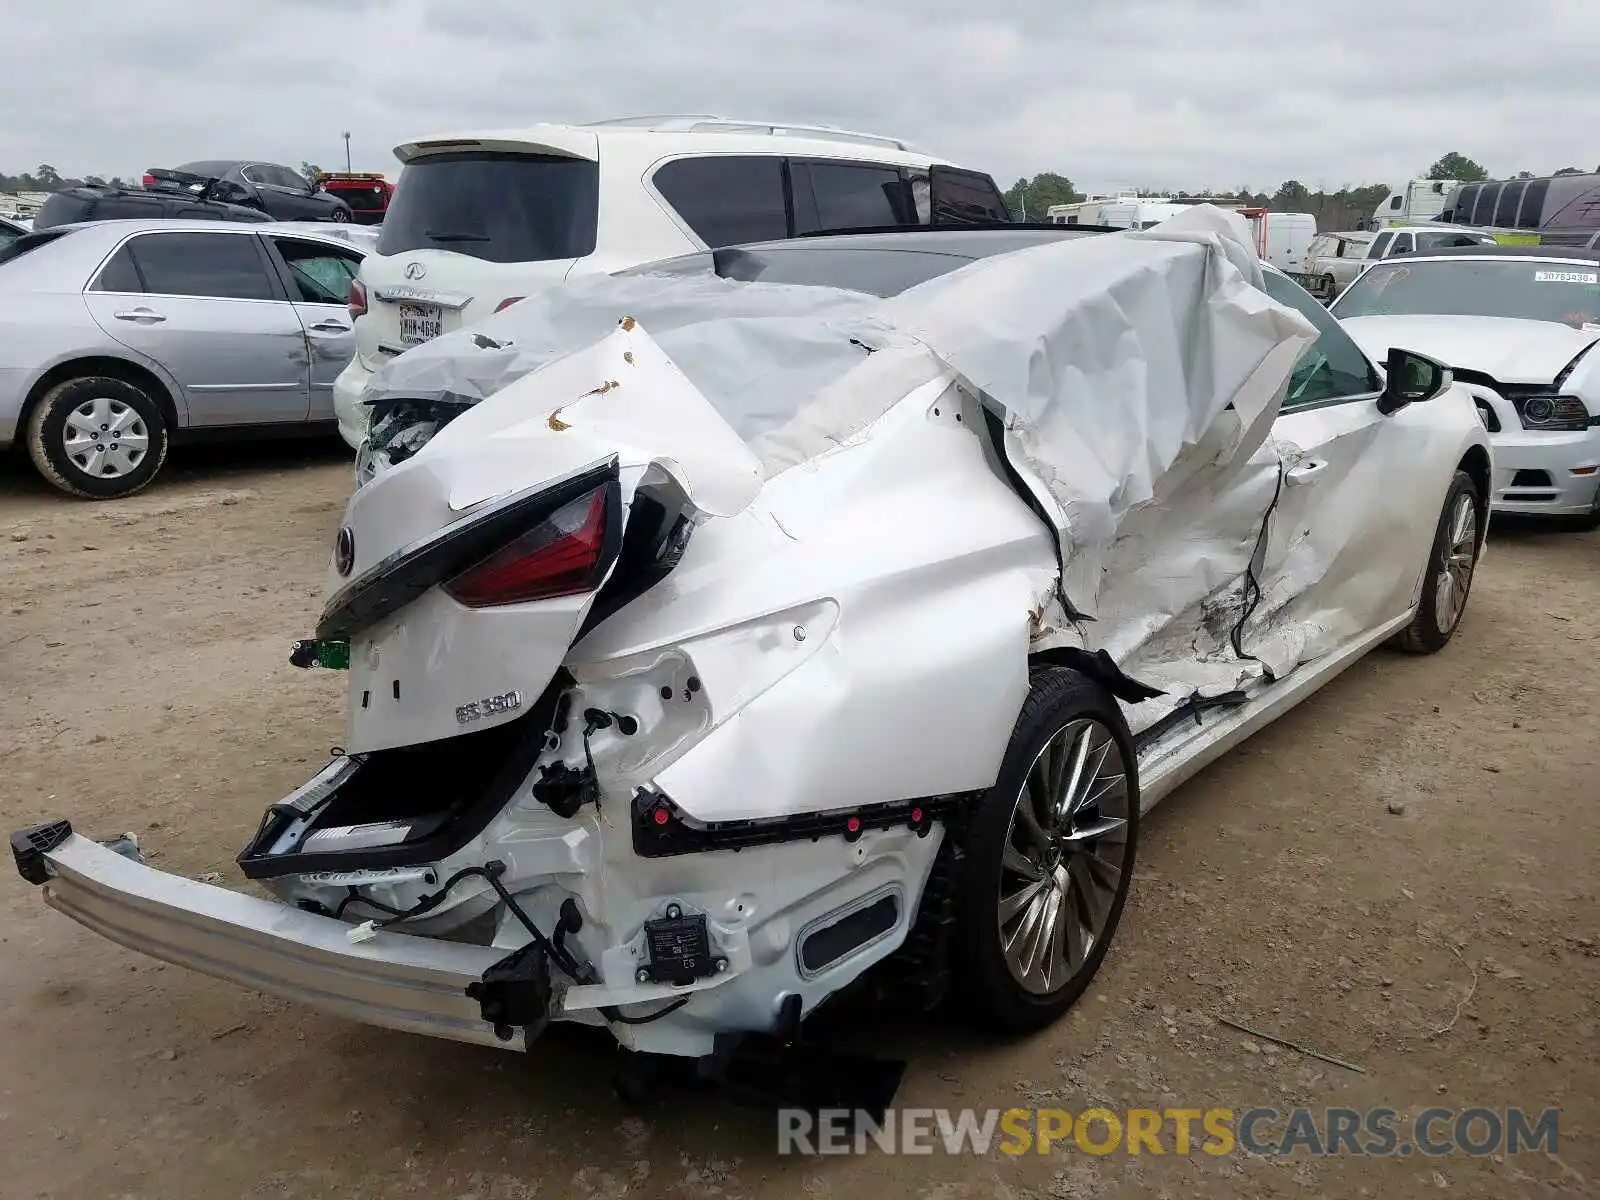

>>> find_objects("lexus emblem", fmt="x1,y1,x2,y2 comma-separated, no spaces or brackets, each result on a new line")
334,526,355,576
403,262,426,280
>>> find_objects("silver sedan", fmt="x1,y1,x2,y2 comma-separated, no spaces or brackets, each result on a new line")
0,219,365,498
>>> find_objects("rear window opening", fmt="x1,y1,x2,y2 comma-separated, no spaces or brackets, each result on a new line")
376,151,599,264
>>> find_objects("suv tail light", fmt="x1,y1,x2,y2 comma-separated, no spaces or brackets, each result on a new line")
444,486,611,608
140,173,156,188
348,278,368,320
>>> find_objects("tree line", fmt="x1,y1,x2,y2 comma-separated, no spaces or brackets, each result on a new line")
1002,152,1600,230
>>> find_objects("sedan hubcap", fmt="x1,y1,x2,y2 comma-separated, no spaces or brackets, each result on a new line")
63,397,148,479
999,717,1132,995
1433,494,1477,633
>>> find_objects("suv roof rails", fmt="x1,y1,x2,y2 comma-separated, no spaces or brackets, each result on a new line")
583,114,914,151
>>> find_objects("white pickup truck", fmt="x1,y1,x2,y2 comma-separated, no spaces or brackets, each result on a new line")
1298,225,1498,301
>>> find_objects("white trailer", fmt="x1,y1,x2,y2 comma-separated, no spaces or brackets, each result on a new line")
1371,179,1458,229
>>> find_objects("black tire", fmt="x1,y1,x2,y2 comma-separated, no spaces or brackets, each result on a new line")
1391,470,1481,654
953,665,1139,1033
25,375,169,499
329,205,350,223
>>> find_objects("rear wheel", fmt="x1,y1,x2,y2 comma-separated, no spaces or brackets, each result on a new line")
25,376,169,499
953,666,1139,1032
1392,470,1481,653
329,205,350,223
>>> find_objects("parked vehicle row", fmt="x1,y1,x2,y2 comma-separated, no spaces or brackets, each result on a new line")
1297,226,1500,300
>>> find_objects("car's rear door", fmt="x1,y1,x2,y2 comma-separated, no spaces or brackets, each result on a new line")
263,235,364,420
82,229,310,426
1248,271,1446,662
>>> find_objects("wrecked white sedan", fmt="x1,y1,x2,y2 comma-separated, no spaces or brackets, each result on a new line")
13,209,1492,1107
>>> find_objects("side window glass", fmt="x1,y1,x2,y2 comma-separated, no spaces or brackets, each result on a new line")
792,160,907,233
652,156,789,248
241,165,267,186
272,237,360,303
1260,271,1379,409
127,232,276,301
1369,232,1394,258
1391,234,1413,255
95,195,166,220
92,245,143,293
1389,194,1403,210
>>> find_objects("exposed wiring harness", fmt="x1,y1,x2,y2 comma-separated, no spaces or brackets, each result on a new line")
339,860,689,1026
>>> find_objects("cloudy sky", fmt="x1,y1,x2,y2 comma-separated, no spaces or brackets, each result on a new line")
2,0,1595,194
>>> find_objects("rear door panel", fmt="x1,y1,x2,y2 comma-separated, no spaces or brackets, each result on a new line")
83,230,309,426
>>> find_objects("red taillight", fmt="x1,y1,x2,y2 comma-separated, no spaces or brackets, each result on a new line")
141,174,156,188
444,487,609,608
348,278,367,321
495,296,525,313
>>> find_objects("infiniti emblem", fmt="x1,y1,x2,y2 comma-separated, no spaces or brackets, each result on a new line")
403,262,426,280
335,526,355,576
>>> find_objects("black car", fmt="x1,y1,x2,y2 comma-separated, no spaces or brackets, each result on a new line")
32,184,272,230
153,161,354,223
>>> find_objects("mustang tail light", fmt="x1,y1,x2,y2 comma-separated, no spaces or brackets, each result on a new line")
1515,394,1591,431
348,278,368,321
444,486,611,608
495,296,526,313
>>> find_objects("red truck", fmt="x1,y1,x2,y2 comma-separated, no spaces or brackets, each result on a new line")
315,171,394,225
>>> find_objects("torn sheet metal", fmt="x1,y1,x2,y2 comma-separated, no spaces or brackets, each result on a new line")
357,207,1382,749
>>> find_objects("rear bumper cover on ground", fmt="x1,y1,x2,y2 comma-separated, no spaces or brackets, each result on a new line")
11,821,511,1048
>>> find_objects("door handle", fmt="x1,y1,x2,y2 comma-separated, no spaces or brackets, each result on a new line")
113,308,166,324
308,320,350,333
1285,458,1328,486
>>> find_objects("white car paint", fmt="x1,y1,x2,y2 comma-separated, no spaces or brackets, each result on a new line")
332,116,1001,449
1334,259,1600,521
19,210,1490,1066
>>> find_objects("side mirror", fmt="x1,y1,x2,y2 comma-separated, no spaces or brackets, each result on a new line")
1379,348,1451,415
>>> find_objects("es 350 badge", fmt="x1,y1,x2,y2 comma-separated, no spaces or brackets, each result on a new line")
456,690,522,725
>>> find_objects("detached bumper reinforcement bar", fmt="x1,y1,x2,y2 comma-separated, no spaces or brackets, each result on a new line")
11,821,511,1049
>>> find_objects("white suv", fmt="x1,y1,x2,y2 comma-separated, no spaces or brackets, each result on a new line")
333,115,1010,447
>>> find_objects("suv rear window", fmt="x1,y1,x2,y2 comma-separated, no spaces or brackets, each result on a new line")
376,151,599,264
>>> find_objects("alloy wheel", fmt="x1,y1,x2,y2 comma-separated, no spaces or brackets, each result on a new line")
998,717,1133,995
1433,492,1477,634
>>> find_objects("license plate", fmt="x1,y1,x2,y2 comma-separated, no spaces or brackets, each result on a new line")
397,302,442,346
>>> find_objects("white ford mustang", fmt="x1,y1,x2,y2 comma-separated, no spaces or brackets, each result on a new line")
13,209,1492,1109
1332,245,1600,528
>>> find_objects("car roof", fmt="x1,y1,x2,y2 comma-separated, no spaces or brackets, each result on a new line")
394,117,947,169
623,226,1293,299
1386,245,1600,263
42,218,367,247
176,160,249,172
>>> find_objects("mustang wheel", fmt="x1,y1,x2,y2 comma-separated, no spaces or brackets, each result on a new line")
954,665,1139,1032
25,376,170,499
1392,469,1481,653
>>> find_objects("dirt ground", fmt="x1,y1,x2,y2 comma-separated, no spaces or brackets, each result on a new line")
0,441,1595,1200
